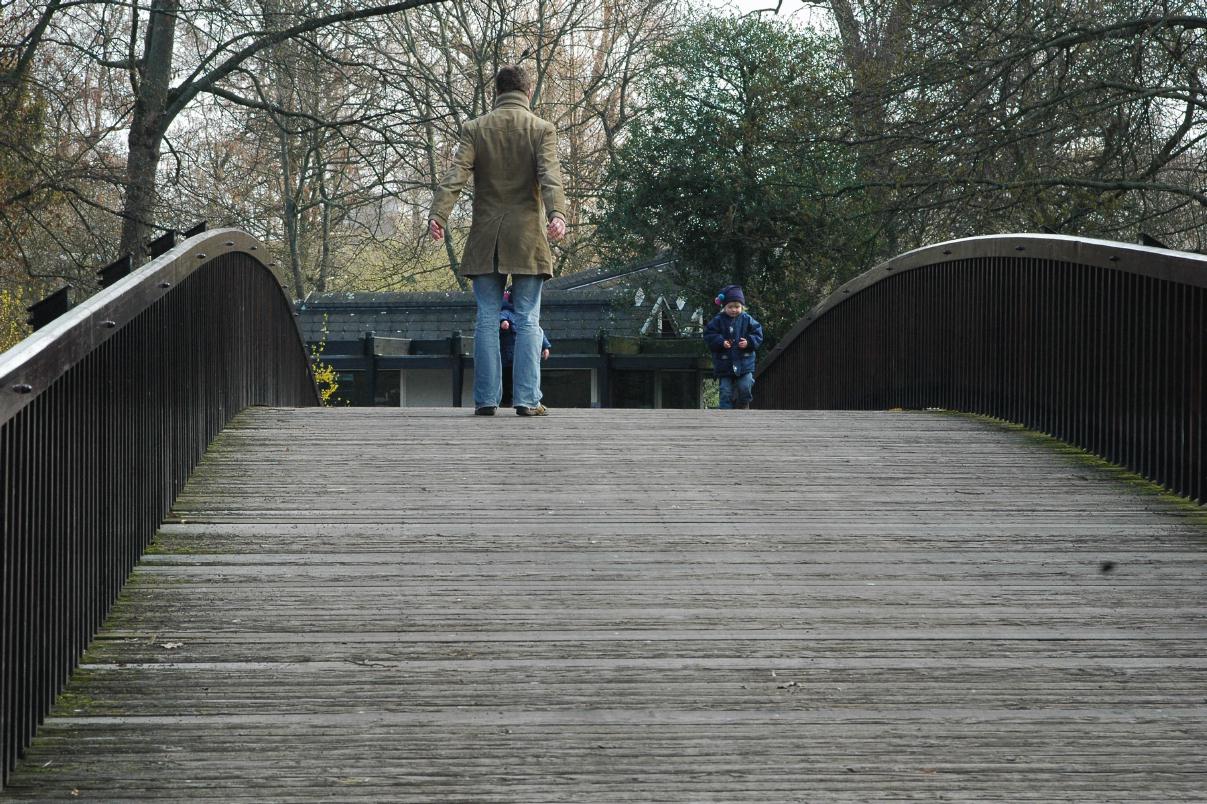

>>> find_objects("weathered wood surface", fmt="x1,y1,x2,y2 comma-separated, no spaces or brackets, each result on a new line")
6,408,1207,801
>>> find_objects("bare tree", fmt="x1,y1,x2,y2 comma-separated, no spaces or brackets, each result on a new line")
1,2,133,291
806,0,1207,253
377,0,683,284
120,0,458,261
2,0,451,269
3,0,684,304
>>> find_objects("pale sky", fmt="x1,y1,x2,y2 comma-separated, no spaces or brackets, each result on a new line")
718,0,793,10
699,0,829,30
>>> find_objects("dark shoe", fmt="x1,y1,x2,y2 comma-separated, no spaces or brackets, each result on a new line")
474,406,496,416
737,402,751,410
515,404,549,417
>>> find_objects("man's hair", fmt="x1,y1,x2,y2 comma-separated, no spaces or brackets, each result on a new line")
495,65,530,95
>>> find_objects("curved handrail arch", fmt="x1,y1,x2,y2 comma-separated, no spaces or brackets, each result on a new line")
764,234,1207,364
757,233,1206,504
0,228,316,417
1,229,318,786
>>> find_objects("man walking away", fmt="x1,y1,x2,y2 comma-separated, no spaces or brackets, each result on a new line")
428,64,567,417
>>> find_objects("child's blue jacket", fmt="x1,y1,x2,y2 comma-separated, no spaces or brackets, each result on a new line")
703,310,764,378
500,303,552,367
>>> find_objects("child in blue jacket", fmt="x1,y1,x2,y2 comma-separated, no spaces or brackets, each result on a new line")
703,284,764,409
500,289,551,407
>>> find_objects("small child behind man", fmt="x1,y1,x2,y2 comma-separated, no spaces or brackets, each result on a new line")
703,284,764,409
500,289,551,408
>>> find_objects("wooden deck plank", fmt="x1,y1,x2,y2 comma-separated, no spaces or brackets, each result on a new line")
5,408,1207,801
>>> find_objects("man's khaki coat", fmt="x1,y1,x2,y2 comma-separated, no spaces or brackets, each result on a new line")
429,91,567,278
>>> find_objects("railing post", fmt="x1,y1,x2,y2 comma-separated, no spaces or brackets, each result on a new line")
450,331,464,407
596,331,610,408
362,332,377,406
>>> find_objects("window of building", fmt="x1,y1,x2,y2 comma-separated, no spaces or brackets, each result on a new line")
329,371,365,406
374,370,400,406
611,369,700,409
402,369,473,407
659,370,699,409
542,369,593,408
611,370,655,408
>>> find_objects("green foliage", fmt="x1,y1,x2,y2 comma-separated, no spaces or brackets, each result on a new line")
595,15,883,343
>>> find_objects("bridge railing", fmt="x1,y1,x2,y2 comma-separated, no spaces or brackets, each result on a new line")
0,230,319,787
757,234,1205,504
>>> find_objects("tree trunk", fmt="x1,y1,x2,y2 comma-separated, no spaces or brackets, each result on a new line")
120,0,179,262
316,161,331,294
828,0,911,173
279,127,309,298
827,0,912,255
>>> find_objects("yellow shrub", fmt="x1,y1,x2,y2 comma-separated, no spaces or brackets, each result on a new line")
0,289,30,353
309,317,340,406
311,348,340,406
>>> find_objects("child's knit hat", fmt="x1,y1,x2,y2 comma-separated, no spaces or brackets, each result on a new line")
714,284,745,306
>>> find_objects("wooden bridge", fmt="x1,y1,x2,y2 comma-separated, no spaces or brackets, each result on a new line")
2,231,1205,800
6,407,1207,800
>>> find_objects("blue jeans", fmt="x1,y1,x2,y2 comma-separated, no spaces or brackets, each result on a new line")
472,273,543,408
718,372,754,409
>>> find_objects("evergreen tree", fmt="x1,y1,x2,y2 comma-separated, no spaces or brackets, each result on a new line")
596,15,880,342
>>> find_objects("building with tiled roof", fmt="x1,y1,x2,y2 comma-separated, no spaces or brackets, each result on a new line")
296,261,709,409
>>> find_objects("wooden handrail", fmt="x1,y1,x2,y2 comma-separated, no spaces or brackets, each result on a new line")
758,233,1206,504
0,229,319,787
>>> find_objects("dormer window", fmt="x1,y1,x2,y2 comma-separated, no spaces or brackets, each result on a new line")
661,309,676,336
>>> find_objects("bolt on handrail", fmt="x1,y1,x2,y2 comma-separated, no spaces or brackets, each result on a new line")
757,233,1206,504
0,229,319,787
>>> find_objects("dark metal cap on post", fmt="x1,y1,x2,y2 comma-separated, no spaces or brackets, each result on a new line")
183,221,208,238
97,255,132,289
147,230,177,258
26,286,72,331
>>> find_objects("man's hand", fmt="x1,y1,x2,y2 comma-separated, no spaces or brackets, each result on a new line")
500,320,510,331
429,219,444,242
737,338,748,349
547,217,566,242
542,348,550,361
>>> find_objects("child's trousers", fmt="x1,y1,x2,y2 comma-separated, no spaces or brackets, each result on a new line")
719,372,754,409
